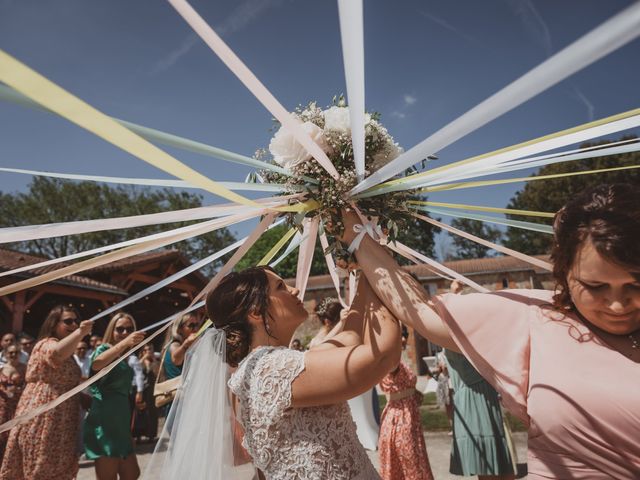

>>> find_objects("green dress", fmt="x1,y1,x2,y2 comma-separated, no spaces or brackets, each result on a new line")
84,344,134,459
445,350,515,476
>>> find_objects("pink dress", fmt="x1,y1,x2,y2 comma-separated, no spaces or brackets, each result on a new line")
378,361,434,480
0,338,81,480
433,289,640,479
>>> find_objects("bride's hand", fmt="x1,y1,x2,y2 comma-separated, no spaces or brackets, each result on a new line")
338,208,360,245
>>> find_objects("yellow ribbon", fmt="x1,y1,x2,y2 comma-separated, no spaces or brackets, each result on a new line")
258,227,298,266
196,319,213,338
0,49,257,207
407,200,555,218
272,199,319,213
419,164,640,193
374,106,640,191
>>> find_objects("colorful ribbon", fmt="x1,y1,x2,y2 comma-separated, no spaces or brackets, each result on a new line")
168,0,340,180
351,1,640,195
0,50,257,207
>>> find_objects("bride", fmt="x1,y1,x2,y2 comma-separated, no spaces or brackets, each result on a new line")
146,266,400,479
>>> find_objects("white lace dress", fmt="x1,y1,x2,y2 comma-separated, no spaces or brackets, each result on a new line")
228,346,380,480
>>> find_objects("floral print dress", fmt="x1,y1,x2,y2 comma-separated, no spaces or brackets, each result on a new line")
378,361,434,480
0,371,22,457
0,338,81,480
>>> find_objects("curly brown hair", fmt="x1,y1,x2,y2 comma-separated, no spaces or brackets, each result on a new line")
551,183,640,311
205,266,274,367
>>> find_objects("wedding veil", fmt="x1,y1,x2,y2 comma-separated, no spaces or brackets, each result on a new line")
143,328,256,479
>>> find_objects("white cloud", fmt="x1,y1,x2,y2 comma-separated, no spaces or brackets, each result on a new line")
403,94,417,106
150,34,199,75
506,0,553,56
418,10,480,45
150,0,294,75
391,111,406,119
572,87,595,121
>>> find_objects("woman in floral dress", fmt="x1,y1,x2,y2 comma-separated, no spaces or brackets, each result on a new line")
378,337,434,480
0,368,23,458
0,305,93,479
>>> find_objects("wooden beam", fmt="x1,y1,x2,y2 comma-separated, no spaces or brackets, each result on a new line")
124,277,137,291
25,291,44,310
128,272,161,285
31,284,125,302
12,290,26,332
0,296,13,311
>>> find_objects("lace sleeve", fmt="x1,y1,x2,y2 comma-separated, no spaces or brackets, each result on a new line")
244,348,305,426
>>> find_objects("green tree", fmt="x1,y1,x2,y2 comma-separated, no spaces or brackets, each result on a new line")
503,137,640,255
236,225,328,279
0,177,236,272
396,215,438,261
449,218,502,259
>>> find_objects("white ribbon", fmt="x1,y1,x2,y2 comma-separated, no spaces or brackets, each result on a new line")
348,222,383,253
337,0,365,180
168,0,340,180
350,2,640,195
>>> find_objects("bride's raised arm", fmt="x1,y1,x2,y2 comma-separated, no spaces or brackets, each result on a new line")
290,276,401,408
340,209,459,352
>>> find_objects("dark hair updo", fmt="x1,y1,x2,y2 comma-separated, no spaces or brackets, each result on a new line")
314,298,343,328
551,183,640,311
205,266,272,367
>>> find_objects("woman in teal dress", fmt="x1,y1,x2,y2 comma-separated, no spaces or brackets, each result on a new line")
444,280,515,479
445,350,516,479
158,313,201,414
84,312,145,480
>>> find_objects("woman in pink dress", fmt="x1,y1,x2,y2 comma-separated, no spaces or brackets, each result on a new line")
378,331,433,480
343,183,640,479
0,305,93,480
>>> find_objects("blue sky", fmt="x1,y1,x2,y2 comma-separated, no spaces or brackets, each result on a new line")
1,0,638,258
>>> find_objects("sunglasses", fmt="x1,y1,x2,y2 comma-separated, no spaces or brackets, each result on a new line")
182,322,200,330
115,326,134,334
62,317,79,326
7,351,18,357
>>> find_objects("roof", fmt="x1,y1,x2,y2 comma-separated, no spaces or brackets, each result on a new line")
0,249,127,295
405,254,552,280
285,254,552,289
83,249,183,273
83,249,208,286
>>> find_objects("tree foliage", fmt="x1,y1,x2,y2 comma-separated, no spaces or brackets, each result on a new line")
448,218,502,259
503,137,640,255
395,215,438,261
236,225,328,279
0,178,236,272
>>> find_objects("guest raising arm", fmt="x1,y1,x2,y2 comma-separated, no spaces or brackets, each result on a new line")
340,183,640,479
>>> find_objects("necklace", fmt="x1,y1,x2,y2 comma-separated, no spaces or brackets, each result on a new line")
629,332,640,350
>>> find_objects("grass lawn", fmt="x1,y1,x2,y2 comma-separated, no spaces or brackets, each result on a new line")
378,393,526,432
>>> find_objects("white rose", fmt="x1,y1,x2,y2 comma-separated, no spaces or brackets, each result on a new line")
325,106,373,134
324,106,351,133
268,121,329,169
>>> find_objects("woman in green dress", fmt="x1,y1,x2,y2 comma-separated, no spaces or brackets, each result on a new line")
84,312,145,480
445,281,516,479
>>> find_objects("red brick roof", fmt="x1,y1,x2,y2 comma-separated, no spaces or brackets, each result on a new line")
0,249,127,295
83,249,183,273
405,254,551,279
285,254,551,289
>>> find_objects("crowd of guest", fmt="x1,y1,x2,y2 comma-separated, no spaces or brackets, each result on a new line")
0,306,191,480
0,295,520,480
